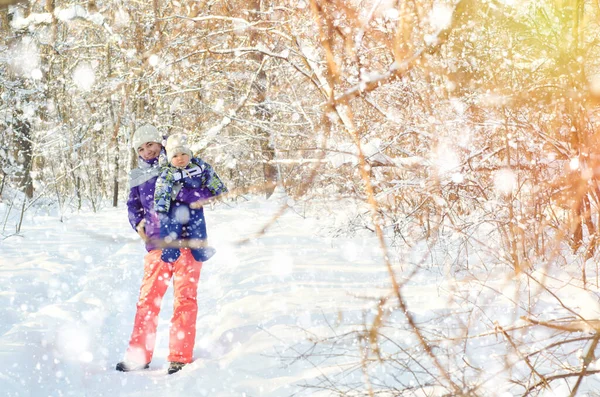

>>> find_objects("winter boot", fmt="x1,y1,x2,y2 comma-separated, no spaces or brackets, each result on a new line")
167,361,186,375
191,246,216,262
115,361,150,372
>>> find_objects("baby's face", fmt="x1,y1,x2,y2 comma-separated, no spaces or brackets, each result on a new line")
171,152,190,168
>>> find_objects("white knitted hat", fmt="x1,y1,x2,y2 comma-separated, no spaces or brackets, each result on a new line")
166,133,193,162
131,124,163,149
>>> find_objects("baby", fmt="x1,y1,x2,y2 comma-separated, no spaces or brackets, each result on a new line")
154,133,227,263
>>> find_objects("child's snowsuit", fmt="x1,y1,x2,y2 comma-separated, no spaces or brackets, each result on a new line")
154,157,227,264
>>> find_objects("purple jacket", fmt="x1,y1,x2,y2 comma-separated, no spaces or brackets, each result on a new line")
127,157,161,251
127,155,214,252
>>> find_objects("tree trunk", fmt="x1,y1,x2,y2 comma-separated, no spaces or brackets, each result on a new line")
0,0,27,7
14,116,33,199
0,6,9,30
112,151,119,207
247,0,277,198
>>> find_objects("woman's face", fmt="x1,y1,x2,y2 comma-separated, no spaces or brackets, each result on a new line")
137,142,162,161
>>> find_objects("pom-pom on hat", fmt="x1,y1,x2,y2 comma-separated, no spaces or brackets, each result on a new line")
132,124,163,149
166,133,193,162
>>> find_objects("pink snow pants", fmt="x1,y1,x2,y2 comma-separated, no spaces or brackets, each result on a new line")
125,248,202,364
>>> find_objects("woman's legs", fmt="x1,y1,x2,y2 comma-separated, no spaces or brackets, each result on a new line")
125,250,173,364
168,248,202,363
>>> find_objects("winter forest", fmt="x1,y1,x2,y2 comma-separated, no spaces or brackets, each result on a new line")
3,0,600,396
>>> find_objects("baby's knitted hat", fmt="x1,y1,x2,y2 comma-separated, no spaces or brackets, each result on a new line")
166,133,193,162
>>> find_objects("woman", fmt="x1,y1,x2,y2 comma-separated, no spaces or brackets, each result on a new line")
116,124,203,375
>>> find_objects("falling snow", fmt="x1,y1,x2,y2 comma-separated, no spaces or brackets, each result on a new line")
72,63,96,92
3,0,600,395
493,168,517,195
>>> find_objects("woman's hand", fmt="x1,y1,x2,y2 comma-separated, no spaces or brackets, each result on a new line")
189,201,203,209
136,219,148,241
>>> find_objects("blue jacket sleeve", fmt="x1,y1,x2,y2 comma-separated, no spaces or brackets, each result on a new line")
127,186,144,230
196,158,228,197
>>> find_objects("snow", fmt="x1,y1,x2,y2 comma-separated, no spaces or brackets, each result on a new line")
9,7,107,31
56,5,88,22
3,0,600,393
7,36,41,79
432,141,460,177
362,138,393,165
0,196,395,396
30,69,43,80
9,12,52,31
148,55,160,68
4,194,600,395
72,63,96,92
493,168,517,195
113,8,131,28
428,4,454,31
569,157,580,171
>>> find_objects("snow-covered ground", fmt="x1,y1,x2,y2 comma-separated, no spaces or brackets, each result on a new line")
4,192,600,397
0,193,410,397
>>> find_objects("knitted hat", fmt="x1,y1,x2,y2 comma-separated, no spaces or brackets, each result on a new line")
166,133,193,162
132,124,163,149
